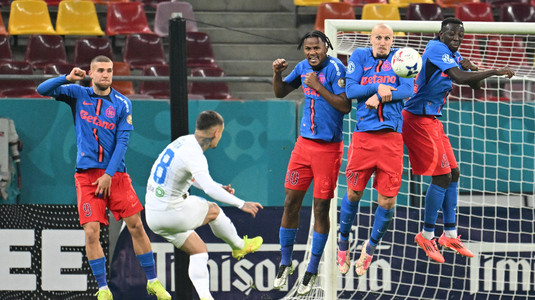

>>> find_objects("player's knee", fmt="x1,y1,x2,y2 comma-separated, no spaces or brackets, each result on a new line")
431,173,452,189
347,189,363,202
450,167,460,182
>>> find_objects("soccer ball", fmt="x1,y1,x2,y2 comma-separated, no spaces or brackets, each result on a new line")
391,47,422,78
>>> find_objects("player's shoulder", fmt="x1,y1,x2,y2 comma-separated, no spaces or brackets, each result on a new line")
326,56,346,72
111,90,133,112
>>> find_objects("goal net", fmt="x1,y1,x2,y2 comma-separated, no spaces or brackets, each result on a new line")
282,20,535,300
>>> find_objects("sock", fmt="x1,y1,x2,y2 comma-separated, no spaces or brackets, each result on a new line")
423,183,447,237
188,253,212,300
306,231,328,274
209,209,244,250
136,251,157,281
279,227,297,266
368,205,394,255
339,193,359,251
442,181,458,237
88,257,107,289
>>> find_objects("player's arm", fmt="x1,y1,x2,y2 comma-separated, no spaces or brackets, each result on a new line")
37,68,86,97
193,172,246,209
273,58,296,98
445,66,515,88
304,72,351,114
345,54,380,100
92,130,129,198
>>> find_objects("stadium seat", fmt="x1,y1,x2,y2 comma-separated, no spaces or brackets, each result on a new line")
455,3,494,21
0,13,7,35
499,3,535,22
138,64,170,99
109,61,135,96
189,67,234,100
388,0,433,9
405,3,444,20
314,2,356,32
482,36,529,69
74,37,114,71
123,33,167,70
361,4,401,20
106,2,154,36
154,1,198,37
8,0,56,35
448,84,485,101
186,32,218,69
44,0,62,6
457,34,483,69
25,35,68,70
435,0,479,9
43,62,76,76
485,0,529,8
55,0,105,36
0,61,44,98
343,0,387,7
0,35,12,62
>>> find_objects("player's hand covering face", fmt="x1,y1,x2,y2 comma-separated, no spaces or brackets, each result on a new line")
303,37,328,70
90,61,113,92
370,26,394,59
440,23,464,53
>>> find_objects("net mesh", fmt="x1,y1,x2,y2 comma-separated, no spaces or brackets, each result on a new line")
282,21,535,300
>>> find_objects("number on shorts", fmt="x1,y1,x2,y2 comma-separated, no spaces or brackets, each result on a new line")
153,148,175,184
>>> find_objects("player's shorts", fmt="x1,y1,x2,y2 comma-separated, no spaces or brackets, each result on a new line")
145,195,210,249
402,110,458,176
346,131,403,197
284,136,343,200
74,168,143,226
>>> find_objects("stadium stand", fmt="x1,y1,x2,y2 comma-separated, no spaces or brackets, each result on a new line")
499,2,535,22
0,35,12,63
8,0,56,35
189,66,235,100
55,0,105,36
106,2,155,36
186,31,219,69
74,37,114,71
455,2,494,21
0,61,44,98
314,2,356,32
154,1,199,37
123,33,167,70
405,3,444,20
25,35,68,70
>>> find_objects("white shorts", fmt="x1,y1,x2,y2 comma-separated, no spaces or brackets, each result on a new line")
145,195,210,248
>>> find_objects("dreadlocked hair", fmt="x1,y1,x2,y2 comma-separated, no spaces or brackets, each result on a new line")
297,30,334,50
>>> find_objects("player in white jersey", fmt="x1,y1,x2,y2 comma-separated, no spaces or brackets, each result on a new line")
145,110,263,300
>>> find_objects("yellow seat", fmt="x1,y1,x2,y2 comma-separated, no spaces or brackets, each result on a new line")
294,0,336,6
8,0,56,35
55,0,105,35
361,4,404,35
388,0,433,8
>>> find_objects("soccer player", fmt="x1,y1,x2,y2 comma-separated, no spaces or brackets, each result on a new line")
403,17,515,263
144,110,263,300
36,56,171,300
336,23,415,276
271,30,351,295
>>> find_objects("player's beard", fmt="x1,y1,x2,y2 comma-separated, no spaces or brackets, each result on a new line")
94,82,111,92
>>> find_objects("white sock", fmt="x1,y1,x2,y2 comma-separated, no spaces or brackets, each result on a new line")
208,210,244,250
421,230,434,240
189,253,212,299
444,229,458,238
99,286,109,291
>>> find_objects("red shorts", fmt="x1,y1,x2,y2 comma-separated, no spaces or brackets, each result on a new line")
285,136,343,200
74,169,143,225
402,110,458,176
346,131,403,197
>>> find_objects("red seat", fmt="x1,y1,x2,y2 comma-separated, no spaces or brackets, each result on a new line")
457,34,483,69
0,61,43,98
0,12,7,35
485,0,529,8
448,83,484,101
110,61,135,96
189,67,234,100
455,2,494,21
499,3,535,22
123,33,167,70
138,64,170,99
25,35,68,70
74,37,114,71
314,2,356,32
343,0,386,7
0,35,12,62
186,32,218,69
435,0,479,9
43,62,76,75
154,1,198,37
106,2,154,36
405,3,444,20
482,36,529,69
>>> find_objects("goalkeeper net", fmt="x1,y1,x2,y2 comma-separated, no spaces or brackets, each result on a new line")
282,20,535,300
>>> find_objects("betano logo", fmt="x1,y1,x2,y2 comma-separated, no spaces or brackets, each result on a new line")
360,75,397,85
80,110,115,130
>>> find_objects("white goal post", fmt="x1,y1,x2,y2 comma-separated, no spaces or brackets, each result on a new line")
282,20,535,300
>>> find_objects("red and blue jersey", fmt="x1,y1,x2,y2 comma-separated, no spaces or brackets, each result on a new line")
284,56,347,142
37,75,133,176
404,37,465,116
346,47,414,133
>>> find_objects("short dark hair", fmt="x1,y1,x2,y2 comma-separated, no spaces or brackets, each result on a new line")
196,110,224,130
90,55,113,65
297,30,333,50
441,17,463,31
